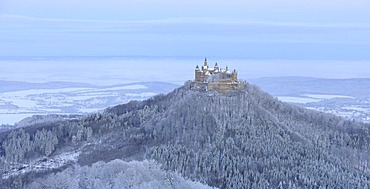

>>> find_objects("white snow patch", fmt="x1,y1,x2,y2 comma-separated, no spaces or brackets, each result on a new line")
104,84,147,90
1,88,93,97
304,94,354,100
277,96,321,104
2,150,80,179
0,109,20,114
0,113,37,125
125,92,158,97
9,99,37,108
68,94,116,101
342,107,369,112
78,108,103,113
83,85,148,93
37,108,61,112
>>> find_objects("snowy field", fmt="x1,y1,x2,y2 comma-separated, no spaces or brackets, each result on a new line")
278,94,355,104
0,81,177,125
277,95,369,122
277,96,321,104
303,94,355,100
277,94,370,123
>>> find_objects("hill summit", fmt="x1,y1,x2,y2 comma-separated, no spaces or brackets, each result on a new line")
1,82,370,188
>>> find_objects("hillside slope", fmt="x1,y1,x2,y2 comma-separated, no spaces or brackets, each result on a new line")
1,81,370,188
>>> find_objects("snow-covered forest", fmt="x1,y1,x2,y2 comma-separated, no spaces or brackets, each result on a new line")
1,82,370,188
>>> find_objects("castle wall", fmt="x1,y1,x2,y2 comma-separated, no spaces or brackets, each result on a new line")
207,81,246,92
191,80,246,92
195,71,203,82
231,73,237,82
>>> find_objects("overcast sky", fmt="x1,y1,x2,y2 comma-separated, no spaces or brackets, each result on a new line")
1,0,369,59
2,0,370,21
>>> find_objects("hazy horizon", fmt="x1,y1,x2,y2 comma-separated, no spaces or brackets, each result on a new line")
1,58,370,86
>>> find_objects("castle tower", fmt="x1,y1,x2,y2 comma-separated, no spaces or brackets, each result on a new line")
214,62,219,72
195,65,203,82
231,69,238,81
202,57,208,71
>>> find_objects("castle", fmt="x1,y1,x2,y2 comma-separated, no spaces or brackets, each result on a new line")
191,58,246,92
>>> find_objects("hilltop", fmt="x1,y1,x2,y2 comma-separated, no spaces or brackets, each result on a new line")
1,81,370,188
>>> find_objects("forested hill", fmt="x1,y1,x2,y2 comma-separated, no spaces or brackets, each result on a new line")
1,81,370,188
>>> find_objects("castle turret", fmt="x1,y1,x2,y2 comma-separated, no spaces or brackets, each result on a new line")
214,62,219,72
202,57,208,71
231,69,238,81
195,65,203,82
225,65,231,74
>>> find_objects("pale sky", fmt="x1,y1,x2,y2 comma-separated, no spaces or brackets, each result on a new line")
2,0,369,21
0,0,369,59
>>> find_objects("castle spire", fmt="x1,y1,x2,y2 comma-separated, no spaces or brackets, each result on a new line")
204,57,208,67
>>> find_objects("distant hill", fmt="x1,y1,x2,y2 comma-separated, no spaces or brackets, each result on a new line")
0,80,96,93
250,76,370,98
1,81,370,188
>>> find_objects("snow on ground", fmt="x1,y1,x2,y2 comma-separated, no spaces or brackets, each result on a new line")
78,108,104,113
0,113,40,125
37,108,61,112
68,94,117,101
0,110,15,114
9,98,38,108
80,85,147,93
1,88,94,97
277,96,321,104
304,94,354,100
99,84,148,90
0,83,162,125
2,150,80,179
125,92,158,97
342,106,369,112
278,94,356,104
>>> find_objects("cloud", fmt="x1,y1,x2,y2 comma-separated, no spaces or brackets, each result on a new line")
2,14,369,28
3,0,369,12
0,14,369,59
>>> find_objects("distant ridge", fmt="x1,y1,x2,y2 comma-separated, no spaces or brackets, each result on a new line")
0,80,179,93
0,80,96,93
250,76,370,98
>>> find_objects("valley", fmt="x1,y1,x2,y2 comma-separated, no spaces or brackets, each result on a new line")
251,77,370,123
0,81,178,125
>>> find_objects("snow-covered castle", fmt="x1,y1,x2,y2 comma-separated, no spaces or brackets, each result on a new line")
191,58,246,92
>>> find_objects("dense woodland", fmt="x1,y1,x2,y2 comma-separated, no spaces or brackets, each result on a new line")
27,160,212,189
1,81,370,188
